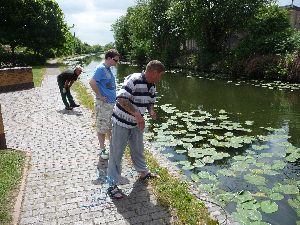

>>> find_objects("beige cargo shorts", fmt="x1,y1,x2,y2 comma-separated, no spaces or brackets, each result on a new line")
95,99,114,134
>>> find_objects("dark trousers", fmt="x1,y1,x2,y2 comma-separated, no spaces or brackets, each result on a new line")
57,81,75,107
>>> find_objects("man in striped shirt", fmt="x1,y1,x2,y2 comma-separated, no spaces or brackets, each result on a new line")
107,60,165,199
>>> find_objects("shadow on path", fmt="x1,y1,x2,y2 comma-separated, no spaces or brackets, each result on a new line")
56,109,83,116
113,180,172,225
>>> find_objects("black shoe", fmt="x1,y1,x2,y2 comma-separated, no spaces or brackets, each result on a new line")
70,103,80,107
65,106,73,110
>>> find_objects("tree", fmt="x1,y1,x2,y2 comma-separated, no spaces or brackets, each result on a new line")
0,0,25,54
112,15,132,60
167,0,271,69
237,5,293,56
0,0,68,56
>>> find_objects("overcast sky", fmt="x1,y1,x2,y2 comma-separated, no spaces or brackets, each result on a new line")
55,0,299,46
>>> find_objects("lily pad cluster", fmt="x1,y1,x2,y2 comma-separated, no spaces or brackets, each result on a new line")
144,103,300,225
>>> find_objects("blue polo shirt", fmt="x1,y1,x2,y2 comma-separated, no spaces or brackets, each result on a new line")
92,63,116,104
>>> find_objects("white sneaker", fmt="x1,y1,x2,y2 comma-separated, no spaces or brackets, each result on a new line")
100,149,109,160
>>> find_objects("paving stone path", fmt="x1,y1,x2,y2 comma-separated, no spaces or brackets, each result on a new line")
0,66,174,225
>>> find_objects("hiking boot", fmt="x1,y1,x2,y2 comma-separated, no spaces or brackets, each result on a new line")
100,148,109,160
70,103,80,107
65,106,73,110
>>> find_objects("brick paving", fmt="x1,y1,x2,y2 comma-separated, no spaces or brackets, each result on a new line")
0,66,174,225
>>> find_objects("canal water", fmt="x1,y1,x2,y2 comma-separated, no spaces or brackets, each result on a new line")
66,55,300,225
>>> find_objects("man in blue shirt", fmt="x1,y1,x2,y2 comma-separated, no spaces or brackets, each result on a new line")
89,49,120,159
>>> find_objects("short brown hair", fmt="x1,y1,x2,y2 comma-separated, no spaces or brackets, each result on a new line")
105,49,120,59
145,60,165,73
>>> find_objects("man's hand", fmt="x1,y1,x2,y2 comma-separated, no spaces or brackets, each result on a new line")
99,95,107,102
134,112,145,131
149,110,157,120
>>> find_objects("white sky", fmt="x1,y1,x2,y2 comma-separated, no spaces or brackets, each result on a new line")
55,0,299,46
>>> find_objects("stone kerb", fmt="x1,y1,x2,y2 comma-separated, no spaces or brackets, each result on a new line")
0,104,7,149
0,67,34,93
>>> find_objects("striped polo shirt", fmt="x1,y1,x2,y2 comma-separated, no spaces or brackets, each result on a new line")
112,72,156,128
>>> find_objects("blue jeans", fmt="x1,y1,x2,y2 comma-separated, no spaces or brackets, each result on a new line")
107,122,148,186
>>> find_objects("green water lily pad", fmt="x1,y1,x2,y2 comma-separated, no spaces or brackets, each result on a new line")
197,183,217,192
250,221,271,225
217,192,236,204
271,160,286,170
260,200,278,213
197,171,217,181
286,152,300,162
244,174,266,186
252,144,269,151
191,173,200,182
232,211,250,224
237,207,262,221
217,169,236,177
269,193,284,201
175,149,187,154
263,170,280,176
193,159,205,168
273,184,299,195
235,191,254,204
288,198,300,216
245,121,254,125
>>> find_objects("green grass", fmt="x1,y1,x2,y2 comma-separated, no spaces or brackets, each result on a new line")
72,81,95,111
0,150,26,225
32,66,46,87
145,151,218,225
73,81,218,225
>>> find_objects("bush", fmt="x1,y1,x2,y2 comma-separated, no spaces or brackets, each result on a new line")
0,52,46,68
243,55,287,80
286,53,300,82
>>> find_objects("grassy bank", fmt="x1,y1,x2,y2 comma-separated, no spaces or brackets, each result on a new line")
73,79,218,225
32,66,46,87
0,150,26,225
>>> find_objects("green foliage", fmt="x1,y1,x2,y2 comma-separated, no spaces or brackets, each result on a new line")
236,5,292,57
243,54,287,79
72,81,95,112
0,150,26,225
284,30,300,54
112,0,272,68
0,0,68,56
0,52,47,68
112,15,132,60
32,66,46,87
112,0,182,65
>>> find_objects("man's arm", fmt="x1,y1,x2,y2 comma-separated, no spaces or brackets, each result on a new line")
118,98,145,131
68,80,75,87
147,104,157,120
89,79,107,102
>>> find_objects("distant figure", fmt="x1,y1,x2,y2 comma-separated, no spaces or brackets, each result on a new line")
106,60,165,199
57,65,82,110
89,49,120,159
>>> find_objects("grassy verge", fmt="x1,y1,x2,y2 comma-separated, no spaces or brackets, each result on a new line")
73,80,218,225
32,66,46,87
72,81,95,111
0,150,26,225
145,151,217,225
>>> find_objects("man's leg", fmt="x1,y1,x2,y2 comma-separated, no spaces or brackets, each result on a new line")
107,122,129,186
128,127,149,176
58,82,70,108
97,132,106,149
66,89,76,106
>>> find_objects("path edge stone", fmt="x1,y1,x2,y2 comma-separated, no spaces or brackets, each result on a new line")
12,151,31,225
